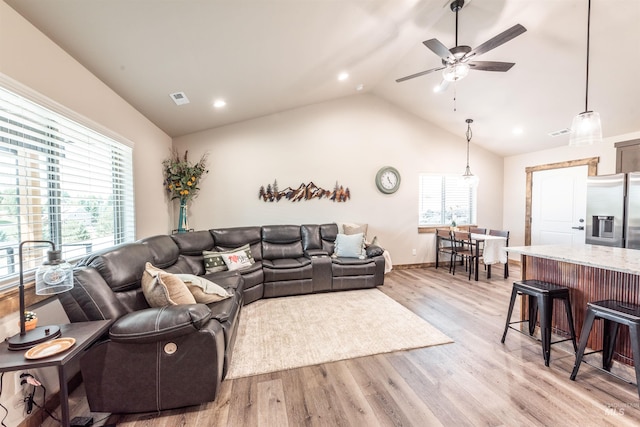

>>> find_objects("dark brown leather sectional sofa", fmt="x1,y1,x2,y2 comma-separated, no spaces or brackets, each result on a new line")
59,223,385,414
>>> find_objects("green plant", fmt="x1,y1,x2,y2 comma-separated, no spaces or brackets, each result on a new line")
162,150,209,201
24,311,37,321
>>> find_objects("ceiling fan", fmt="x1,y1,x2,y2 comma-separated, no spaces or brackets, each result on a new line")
396,0,526,91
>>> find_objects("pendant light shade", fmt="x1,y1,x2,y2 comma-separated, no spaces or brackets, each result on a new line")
462,118,479,187
569,110,602,147
569,0,602,146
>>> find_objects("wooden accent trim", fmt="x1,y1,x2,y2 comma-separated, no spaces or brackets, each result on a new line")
524,157,599,245
418,225,476,234
0,282,55,319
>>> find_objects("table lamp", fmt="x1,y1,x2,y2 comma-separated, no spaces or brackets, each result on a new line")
6,240,74,351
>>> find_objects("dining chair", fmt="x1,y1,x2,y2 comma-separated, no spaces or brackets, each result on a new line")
488,229,510,278
436,228,455,273
469,227,487,235
469,227,487,264
452,231,478,280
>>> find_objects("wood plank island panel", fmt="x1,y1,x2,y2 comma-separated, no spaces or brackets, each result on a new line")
510,244,640,366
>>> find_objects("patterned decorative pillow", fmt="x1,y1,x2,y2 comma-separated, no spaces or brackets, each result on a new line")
333,232,366,259
204,244,254,273
141,263,197,307
203,250,227,273
175,274,233,304
221,246,255,271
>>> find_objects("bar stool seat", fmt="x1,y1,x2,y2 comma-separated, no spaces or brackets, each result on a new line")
501,279,577,366
570,300,640,398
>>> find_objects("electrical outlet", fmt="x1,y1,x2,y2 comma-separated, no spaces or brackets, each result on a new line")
412,248,417,256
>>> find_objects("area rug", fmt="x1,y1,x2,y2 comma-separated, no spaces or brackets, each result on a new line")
226,288,453,379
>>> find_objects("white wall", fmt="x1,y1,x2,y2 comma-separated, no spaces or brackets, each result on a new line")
503,130,640,251
173,93,505,265
0,3,172,425
0,0,171,239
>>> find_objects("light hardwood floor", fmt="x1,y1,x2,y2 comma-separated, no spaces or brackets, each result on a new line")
44,265,640,426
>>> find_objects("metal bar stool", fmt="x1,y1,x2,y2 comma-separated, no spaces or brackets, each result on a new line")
501,280,577,366
570,300,640,398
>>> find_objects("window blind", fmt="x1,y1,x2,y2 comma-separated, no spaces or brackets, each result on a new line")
0,86,135,287
418,173,477,226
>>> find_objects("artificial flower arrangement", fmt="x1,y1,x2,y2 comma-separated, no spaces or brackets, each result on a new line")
23,311,37,331
162,150,209,201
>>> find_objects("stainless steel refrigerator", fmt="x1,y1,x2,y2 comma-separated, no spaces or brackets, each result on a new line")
585,172,640,248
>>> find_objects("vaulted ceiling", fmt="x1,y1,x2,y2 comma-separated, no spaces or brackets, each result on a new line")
5,0,640,156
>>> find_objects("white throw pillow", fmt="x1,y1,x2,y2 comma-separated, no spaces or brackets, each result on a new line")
221,247,255,271
175,274,233,304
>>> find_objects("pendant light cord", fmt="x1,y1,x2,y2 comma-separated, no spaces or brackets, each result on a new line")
584,0,592,112
465,119,473,167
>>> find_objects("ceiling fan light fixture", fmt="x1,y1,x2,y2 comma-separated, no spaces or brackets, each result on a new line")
569,110,602,147
442,63,470,82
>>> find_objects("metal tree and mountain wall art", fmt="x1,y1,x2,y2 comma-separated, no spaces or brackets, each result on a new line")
259,180,350,202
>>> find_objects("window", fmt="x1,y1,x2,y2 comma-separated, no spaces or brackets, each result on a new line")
0,86,135,287
418,173,477,226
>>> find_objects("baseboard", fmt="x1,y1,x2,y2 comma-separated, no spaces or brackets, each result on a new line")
394,259,521,271
393,263,435,270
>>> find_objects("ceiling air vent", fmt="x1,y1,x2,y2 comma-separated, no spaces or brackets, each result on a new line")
548,128,571,137
169,92,190,106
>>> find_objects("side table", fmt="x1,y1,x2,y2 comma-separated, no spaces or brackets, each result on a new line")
0,320,111,427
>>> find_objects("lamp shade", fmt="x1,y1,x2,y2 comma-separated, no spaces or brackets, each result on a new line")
462,166,480,187
35,249,73,295
569,111,602,147
7,241,73,350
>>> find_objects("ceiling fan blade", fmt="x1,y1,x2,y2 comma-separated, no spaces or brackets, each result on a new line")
463,24,527,60
423,39,453,60
469,61,515,72
396,66,445,83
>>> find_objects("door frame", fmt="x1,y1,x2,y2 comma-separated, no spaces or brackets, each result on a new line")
524,157,599,245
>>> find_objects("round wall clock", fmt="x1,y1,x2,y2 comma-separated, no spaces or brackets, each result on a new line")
375,166,401,194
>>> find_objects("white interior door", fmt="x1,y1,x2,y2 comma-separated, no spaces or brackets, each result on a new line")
531,165,587,245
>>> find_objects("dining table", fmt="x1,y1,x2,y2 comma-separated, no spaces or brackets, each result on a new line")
470,233,508,281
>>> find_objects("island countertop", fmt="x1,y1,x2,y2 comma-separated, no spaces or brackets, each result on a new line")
508,244,640,275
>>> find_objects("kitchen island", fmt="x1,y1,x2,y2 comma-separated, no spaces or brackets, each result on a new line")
508,244,640,366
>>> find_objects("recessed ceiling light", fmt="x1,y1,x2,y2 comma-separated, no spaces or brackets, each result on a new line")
338,72,349,81
213,99,226,108
512,127,523,135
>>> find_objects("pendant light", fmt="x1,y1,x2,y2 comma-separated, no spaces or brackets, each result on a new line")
462,118,479,187
569,0,602,146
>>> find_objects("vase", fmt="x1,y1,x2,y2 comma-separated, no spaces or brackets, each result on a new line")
177,199,189,233
22,318,38,331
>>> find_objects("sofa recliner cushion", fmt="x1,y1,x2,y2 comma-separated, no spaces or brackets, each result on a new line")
262,257,313,282
109,304,212,344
